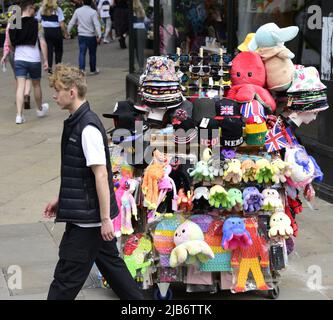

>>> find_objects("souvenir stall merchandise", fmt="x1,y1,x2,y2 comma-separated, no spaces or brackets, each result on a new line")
103,23,327,299
167,49,232,101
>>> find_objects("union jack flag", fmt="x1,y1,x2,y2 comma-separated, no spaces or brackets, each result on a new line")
265,122,291,153
241,100,266,119
219,106,234,116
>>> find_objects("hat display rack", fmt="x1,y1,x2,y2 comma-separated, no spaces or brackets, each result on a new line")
102,22,328,300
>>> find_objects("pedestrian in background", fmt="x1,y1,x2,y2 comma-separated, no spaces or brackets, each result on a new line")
97,0,114,43
1,15,32,110
45,64,144,300
113,0,129,49
8,0,49,124
36,0,70,74
67,0,101,75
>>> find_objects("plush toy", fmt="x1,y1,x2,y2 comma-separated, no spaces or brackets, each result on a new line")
209,185,231,209
284,147,316,188
227,51,276,112
207,156,225,177
123,233,153,278
262,188,283,211
193,187,210,209
121,179,138,235
188,161,214,182
142,162,165,210
248,23,299,92
177,188,193,212
114,178,128,237
226,188,243,211
224,159,243,184
222,217,253,250
231,217,270,292
271,158,292,184
243,187,264,214
255,158,274,184
147,164,178,223
268,211,294,239
169,220,214,267
241,159,257,183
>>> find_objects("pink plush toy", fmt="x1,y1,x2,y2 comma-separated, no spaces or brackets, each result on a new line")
114,178,128,237
227,52,276,113
120,179,138,235
147,164,178,223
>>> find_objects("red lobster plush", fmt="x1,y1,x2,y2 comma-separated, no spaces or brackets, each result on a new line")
227,52,276,113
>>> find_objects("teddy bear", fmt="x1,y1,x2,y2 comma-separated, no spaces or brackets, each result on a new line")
227,51,276,113
248,23,299,92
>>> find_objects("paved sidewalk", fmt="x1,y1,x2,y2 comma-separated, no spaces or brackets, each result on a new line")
0,40,333,300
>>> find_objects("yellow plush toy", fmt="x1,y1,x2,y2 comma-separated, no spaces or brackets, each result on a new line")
224,159,243,184
169,220,214,268
241,159,257,183
271,158,292,184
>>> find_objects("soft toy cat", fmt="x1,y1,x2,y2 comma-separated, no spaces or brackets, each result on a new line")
248,23,299,92
227,51,276,113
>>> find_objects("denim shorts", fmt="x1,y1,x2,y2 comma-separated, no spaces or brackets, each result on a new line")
14,60,41,80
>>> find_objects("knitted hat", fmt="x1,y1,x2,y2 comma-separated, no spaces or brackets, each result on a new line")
192,98,216,126
173,117,198,144
245,115,268,145
214,98,244,148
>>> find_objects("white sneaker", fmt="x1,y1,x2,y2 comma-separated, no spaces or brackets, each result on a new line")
16,115,26,124
89,69,100,75
103,39,110,44
36,103,49,118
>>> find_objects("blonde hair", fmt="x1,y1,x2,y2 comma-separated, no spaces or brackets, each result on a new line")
49,64,87,98
42,0,58,16
133,0,145,19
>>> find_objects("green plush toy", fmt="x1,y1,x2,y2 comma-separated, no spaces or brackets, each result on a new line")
255,158,273,184
209,185,231,209
226,188,243,211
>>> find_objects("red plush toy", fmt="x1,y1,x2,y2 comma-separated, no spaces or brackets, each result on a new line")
227,52,276,113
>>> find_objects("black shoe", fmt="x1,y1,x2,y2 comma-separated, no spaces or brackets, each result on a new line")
119,37,126,49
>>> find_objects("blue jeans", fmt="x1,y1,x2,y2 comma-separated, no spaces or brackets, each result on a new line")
78,36,97,72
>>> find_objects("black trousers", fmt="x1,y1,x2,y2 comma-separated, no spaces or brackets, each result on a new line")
47,223,144,300
44,27,63,70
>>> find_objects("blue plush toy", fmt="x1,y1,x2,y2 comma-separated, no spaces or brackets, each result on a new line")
248,23,299,92
221,217,253,250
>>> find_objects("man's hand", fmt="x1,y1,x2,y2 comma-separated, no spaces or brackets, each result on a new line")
97,37,101,45
43,61,49,71
101,218,115,241
43,197,59,219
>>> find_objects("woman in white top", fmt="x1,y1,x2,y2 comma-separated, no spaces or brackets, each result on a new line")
36,0,70,74
97,0,114,43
